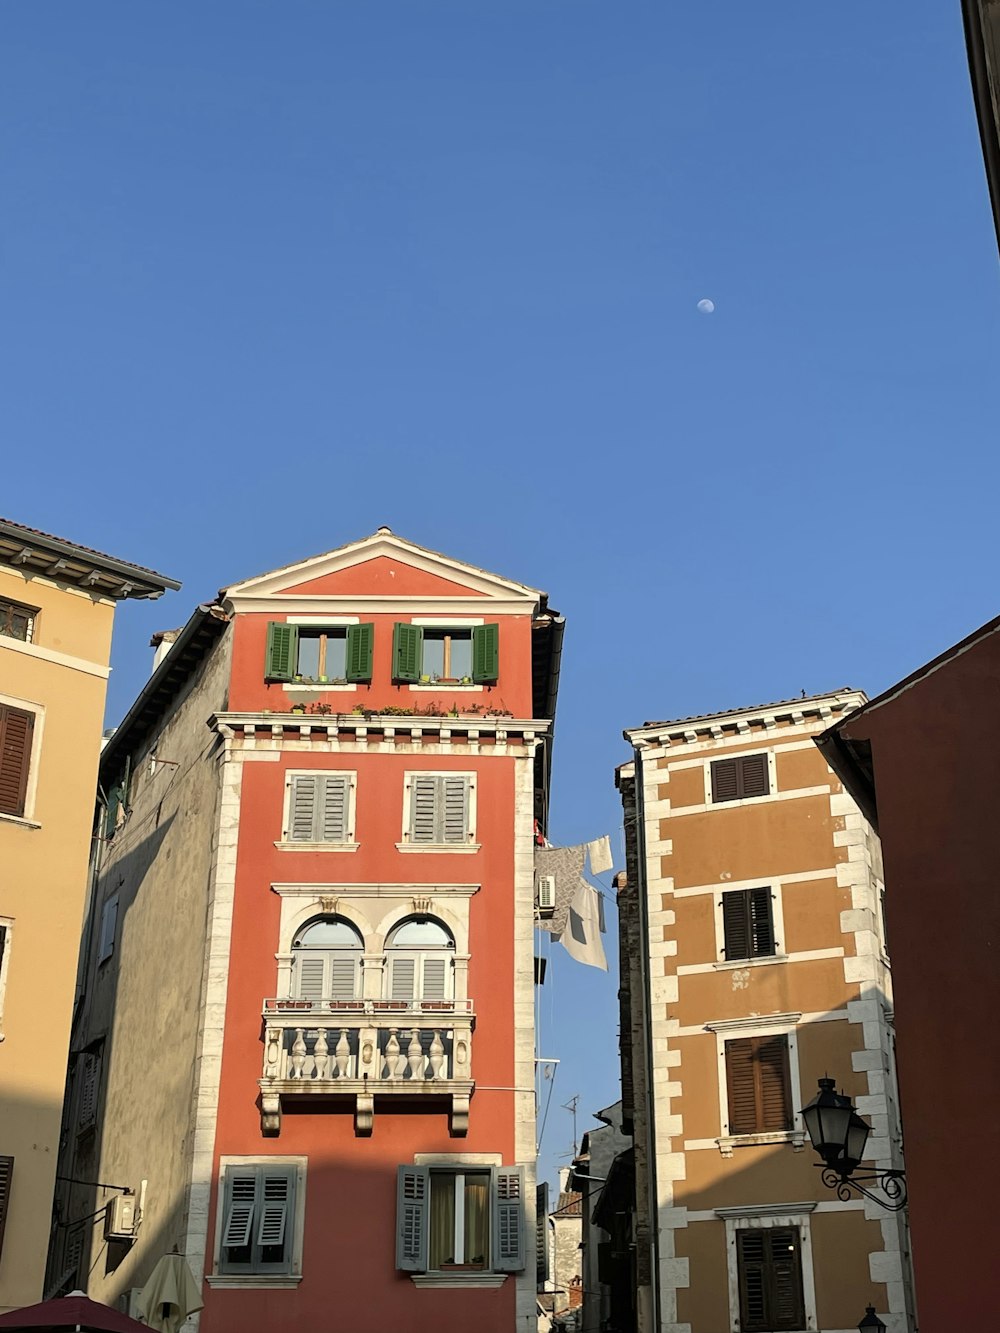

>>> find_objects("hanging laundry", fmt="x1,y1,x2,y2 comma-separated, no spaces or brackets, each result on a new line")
557,877,608,971
585,835,614,875
534,844,585,934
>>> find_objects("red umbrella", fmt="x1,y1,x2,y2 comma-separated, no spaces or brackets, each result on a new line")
0,1293,148,1333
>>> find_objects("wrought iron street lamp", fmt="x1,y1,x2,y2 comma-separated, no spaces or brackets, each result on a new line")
858,1305,886,1333
800,1078,907,1212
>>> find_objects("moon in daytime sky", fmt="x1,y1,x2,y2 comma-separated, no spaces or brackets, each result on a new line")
697,299,715,314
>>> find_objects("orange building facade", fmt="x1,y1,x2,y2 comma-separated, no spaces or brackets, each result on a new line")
54,531,562,1333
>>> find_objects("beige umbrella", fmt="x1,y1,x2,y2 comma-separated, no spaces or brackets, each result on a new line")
135,1256,203,1333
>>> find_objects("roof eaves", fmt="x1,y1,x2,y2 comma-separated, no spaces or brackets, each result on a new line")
626,688,866,741
0,517,181,598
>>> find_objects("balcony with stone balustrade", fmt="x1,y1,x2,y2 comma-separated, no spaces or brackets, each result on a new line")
258,996,475,1137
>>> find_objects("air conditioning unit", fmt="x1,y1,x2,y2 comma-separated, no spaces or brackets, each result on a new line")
105,1193,137,1241
117,1290,144,1318
537,875,556,915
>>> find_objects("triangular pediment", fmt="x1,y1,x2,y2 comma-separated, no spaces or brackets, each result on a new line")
222,530,543,608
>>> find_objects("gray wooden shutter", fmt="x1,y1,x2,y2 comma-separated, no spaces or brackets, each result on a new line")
0,1156,13,1261
472,624,499,683
320,775,349,842
295,954,327,1002
722,891,750,960
346,624,374,682
492,1166,525,1271
257,1172,291,1248
409,775,439,843
265,622,298,682
330,955,358,999
222,1171,257,1247
396,1166,429,1271
289,775,320,841
421,955,449,1001
0,706,33,818
392,623,422,683
390,957,416,1001
441,775,470,843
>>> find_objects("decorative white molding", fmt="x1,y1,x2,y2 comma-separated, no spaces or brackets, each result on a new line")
414,1152,502,1166
273,840,360,852
0,633,111,679
705,1012,802,1033
411,1273,507,1289
270,882,480,898
715,1201,817,1219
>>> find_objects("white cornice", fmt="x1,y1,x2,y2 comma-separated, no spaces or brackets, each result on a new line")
271,883,480,898
0,633,111,680
714,1202,817,1219
223,595,536,615
625,691,868,747
705,1012,802,1033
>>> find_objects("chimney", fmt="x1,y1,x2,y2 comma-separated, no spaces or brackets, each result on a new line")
149,628,182,673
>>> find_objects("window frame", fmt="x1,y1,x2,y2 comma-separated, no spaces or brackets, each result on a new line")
396,1160,525,1285
719,1208,817,1333
707,1015,805,1154
398,771,478,853
705,752,775,806
0,596,38,643
279,770,358,850
208,1156,307,1289
385,916,456,1004
267,617,373,690
399,617,498,690
291,915,364,1004
0,917,12,1041
0,695,42,824
718,886,780,963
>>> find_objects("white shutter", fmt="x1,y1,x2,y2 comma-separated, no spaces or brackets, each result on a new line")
409,776,438,843
295,954,327,1002
329,956,358,1000
390,957,416,1002
257,1174,290,1248
319,776,349,842
222,1173,257,1247
441,776,469,843
288,775,319,841
420,956,449,1002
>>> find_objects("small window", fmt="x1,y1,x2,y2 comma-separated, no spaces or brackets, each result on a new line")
392,623,499,685
292,916,362,1003
725,1035,793,1135
396,1165,524,1274
722,888,775,960
77,1052,101,1131
0,1156,13,1262
284,772,353,843
265,623,373,684
97,897,119,965
406,773,472,846
0,597,37,643
0,704,35,818
737,1227,805,1332
710,753,770,803
219,1165,297,1275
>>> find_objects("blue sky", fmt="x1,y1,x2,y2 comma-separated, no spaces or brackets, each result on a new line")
3,3,998,1187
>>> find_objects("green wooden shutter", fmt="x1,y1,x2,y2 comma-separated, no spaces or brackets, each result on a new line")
346,624,374,683
472,623,499,683
265,622,298,682
0,1156,12,1262
722,891,751,960
392,623,422,682
104,786,120,840
492,1166,525,1271
396,1166,430,1271
0,706,34,818
536,1182,549,1284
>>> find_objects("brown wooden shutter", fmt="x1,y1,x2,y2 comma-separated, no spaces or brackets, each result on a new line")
738,752,769,798
756,1035,793,1131
710,758,739,802
725,1039,759,1134
748,888,775,956
0,706,34,817
722,891,751,960
768,1228,806,1329
0,1156,13,1261
736,1230,769,1331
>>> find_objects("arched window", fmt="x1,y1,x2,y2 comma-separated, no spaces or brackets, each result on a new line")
292,916,363,1004
385,916,454,1004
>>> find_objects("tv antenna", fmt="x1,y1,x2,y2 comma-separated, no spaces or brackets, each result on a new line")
561,1094,580,1156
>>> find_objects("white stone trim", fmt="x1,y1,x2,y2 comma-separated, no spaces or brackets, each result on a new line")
0,633,111,679
410,616,486,626
414,1152,502,1165
708,1015,805,1146
280,768,357,844
274,840,360,852
672,784,831,818
228,595,534,615
209,1154,307,1284
182,747,245,1322
671,868,836,900
670,1008,847,1038
0,914,13,1041
285,615,361,625
411,1273,507,1289
513,749,538,1330
721,1208,819,1333
686,1199,861,1221
709,881,787,964
0,690,45,823
675,947,846,977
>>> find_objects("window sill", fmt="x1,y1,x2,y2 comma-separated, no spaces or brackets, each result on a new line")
205,1274,303,1289
714,954,786,972
395,843,481,855
407,684,485,693
410,1273,508,1289
274,841,360,853
281,683,358,692
0,811,41,830
717,1130,805,1158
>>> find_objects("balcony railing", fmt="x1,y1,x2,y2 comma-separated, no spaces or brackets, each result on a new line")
258,1001,474,1138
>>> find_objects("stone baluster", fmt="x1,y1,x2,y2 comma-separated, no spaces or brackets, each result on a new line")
385,1028,401,1079
429,1030,445,1080
407,1029,424,1080
264,1026,281,1079
335,1028,351,1078
290,1028,307,1079
313,1028,329,1080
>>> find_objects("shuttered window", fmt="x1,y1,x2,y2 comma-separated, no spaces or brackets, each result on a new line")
395,1164,525,1274
393,622,500,684
725,1035,793,1135
286,773,352,843
0,705,34,818
387,952,452,1003
722,888,775,960
78,1052,101,1129
266,622,373,684
737,1227,806,1332
0,1156,12,1262
219,1164,297,1274
710,753,770,803
407,774,471,844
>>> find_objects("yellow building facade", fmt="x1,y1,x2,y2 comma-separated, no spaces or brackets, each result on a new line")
617,692,914,1333
0,519,177,1313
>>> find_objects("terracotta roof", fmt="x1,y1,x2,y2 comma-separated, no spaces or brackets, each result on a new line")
637,688,862,732
0,516,180,599
553,1191,582,1216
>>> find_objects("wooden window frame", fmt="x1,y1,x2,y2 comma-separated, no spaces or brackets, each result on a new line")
0,701,38,820
708,1016,804,1151
725,1035,793,1136
709,753,771,804
399,771,478,851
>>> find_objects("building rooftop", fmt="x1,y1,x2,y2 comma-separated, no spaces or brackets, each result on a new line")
633,688,864,734
0,516,181,600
